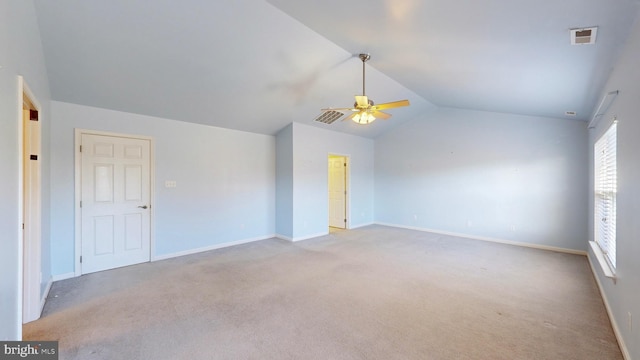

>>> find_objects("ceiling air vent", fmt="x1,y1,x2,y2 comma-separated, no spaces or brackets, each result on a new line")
314,110,344,124
565,111,577,117
570,27,597,45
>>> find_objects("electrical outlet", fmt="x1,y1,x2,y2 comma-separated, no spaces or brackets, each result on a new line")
165,180,177,188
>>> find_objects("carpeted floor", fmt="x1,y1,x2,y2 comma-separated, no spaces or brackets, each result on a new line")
23,225,622,359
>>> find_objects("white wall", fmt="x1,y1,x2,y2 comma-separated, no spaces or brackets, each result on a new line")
375,107,588,252
291,123,374,240
588,16,640,360
50,101,275,275
0,0,51,340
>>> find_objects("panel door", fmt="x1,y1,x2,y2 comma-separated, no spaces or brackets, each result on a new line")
23,109,41,323
81,134,151,274
328,157,346,228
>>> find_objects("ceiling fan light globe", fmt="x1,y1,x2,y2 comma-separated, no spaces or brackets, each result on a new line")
352,112,376,125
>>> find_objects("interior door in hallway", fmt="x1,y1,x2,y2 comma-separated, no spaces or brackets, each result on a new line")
22,90,42,323
328,155,347,229
80,133,151,274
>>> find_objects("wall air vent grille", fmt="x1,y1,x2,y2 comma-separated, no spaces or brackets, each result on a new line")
314,110,344,124
570,27,598,45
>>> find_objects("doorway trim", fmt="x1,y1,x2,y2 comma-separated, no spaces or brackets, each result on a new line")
19,77,44,325
74,129,156,277
328,153,350,229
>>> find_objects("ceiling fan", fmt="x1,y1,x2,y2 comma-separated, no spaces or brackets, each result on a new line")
322,53,410,125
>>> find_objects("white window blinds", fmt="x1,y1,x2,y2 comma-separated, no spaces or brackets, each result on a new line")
594,121,617,270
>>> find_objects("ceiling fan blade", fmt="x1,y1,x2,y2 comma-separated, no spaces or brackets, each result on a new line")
355,95,369,108
321,107,354,111
372,110,392,120
373,100,410,110
342,112,358,121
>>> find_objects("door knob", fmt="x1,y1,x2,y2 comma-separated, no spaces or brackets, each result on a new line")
138,205,148,209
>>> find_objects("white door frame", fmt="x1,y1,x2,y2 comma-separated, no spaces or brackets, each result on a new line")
74,129,155,276
328,153,350,229
19,77,43,324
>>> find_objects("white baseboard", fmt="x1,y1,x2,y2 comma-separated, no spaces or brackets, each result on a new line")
375,222,587,256
39,276,53,315
293,231,329,242
587,254,630,360
52,272,76,282
349,222,374,230
275,234,293,241
276,231,330,242
153,234,275,261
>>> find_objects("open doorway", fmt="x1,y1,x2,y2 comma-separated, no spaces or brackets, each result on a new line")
328,154,349,230
20,78,42,324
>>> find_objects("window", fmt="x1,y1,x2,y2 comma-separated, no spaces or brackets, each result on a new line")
593,121,617,272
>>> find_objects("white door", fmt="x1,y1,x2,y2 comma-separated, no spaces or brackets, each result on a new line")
328,156,346,228
80,134,151,274
23,107,41,323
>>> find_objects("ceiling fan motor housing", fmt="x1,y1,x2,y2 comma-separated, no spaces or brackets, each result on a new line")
354,99,375,108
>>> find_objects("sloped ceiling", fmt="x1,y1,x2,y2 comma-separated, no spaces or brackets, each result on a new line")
34,0,639,138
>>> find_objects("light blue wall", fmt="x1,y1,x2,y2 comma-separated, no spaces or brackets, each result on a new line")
275,124,294,238
375,107,588,251
291,123,374,240
588,16,640,360
49,101,275,275
0,0,51,340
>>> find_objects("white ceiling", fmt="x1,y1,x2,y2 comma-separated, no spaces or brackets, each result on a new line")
34,0,639,138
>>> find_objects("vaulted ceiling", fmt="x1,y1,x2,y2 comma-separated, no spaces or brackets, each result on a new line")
34,0,639,138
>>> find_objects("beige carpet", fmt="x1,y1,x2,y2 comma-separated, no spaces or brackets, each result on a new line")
24,225,622,359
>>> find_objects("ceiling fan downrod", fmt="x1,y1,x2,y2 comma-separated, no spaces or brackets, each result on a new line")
359,53,370,97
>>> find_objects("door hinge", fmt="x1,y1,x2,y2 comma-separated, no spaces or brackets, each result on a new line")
30,154,38,160
29,110,38,121
80,201,82,208
80,256,82,263
344,218,347,223
344,190,347,195
344,163,347,167
79,145,82,152
22,223,24,230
